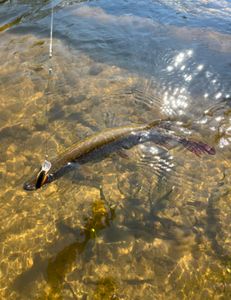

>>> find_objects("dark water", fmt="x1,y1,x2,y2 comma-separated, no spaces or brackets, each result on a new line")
0,0,231,299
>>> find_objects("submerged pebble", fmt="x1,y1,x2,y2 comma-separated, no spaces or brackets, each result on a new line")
89,65,103,76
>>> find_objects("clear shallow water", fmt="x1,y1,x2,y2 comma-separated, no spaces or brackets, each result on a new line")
0,0,231,299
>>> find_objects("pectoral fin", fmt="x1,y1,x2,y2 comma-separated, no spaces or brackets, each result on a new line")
117,149,131,159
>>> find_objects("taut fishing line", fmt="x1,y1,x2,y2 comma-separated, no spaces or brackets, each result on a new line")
42,1,54,173
49,2,54,60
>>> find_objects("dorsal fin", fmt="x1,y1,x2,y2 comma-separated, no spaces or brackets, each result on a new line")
145,117,176,130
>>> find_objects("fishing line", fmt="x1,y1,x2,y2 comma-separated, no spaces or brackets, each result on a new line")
44,1,54,160
49,2,54,60
36,0,54,181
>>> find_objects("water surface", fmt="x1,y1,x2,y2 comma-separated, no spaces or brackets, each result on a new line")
0,0,231,299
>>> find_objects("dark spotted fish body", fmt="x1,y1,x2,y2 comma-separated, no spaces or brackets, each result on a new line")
23,120,215,191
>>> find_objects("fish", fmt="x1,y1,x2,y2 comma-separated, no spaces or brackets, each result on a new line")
23,119,215,191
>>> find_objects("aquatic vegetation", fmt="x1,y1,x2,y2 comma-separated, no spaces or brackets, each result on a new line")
44,199,116,299
0,15,23,33
92,277,119,300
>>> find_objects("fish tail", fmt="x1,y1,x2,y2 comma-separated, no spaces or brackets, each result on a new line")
179,137,216,156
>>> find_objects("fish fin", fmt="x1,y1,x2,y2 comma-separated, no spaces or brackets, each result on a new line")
117,149,131,159
179,138,216,157
203,97,231,117
145,117,177,130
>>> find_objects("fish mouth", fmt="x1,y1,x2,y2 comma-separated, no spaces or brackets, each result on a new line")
23,182,36,191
